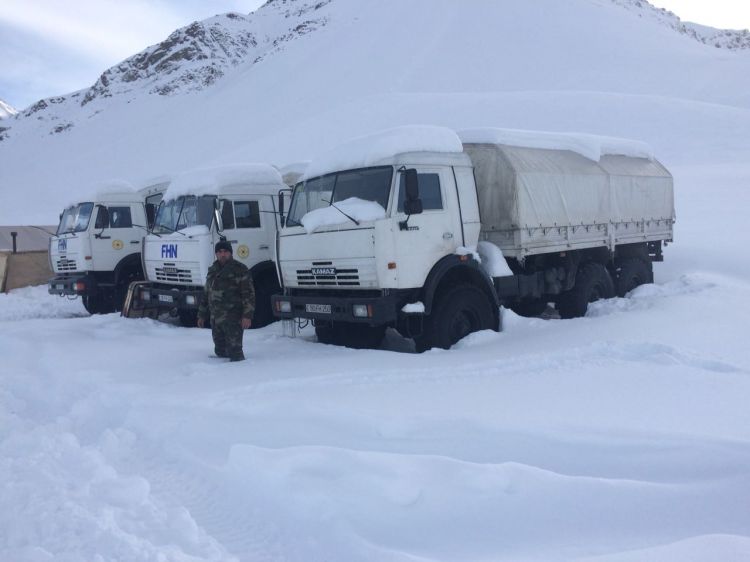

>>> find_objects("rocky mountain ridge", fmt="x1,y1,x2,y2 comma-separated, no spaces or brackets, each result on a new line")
2,0,331,140
612,0,750,49
1,0,747,143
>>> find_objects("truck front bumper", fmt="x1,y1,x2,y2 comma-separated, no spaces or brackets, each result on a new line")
131,283,203,312
48,273,94,296
272,291,400,326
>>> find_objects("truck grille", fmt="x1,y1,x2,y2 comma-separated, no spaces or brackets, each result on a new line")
297,266,361,287
56,258,77,272
155,264,195,284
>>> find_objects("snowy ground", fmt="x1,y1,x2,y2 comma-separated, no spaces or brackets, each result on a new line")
2,165,749,562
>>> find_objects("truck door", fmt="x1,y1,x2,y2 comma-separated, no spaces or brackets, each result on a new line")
221,198,271,268
90,204,138,270
392,166,463,288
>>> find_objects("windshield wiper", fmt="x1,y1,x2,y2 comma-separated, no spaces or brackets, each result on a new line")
323,199,360,226
132,223,160,237
154,224,187,236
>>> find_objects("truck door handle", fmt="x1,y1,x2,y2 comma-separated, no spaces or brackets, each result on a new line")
443,232,453,239
259,244,270,250
130,241,140,244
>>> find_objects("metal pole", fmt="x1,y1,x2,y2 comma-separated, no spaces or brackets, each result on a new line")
11,231,17,254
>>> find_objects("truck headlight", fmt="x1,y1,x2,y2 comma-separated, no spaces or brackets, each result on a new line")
352,304,372,318
185,295,196,305
141,289,151,301
276,300,292,313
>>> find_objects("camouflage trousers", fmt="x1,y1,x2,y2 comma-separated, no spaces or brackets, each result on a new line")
211,314,245,361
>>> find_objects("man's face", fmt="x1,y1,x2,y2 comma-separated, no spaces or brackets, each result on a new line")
216,249,232,265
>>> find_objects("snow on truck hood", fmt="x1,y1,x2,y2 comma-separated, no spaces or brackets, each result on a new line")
458,127,654,162
300,197,386,234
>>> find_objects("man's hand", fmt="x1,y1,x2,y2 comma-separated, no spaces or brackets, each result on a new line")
197,317,205,328
241,318,251,330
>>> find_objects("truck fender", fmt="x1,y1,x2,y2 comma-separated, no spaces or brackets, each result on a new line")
421,254,499,316
113,252,144,286
249,260,278,282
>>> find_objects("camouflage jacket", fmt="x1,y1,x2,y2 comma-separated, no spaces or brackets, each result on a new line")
197,258,255,321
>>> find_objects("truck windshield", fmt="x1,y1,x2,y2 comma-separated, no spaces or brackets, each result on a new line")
57,202,94,234
153,195,216,234
286,166,393,227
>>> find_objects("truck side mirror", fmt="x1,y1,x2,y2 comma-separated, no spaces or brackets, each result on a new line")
213,207,224,233
95,205,110,229
399,169,423,231
277,187,293,228
403,169,423,216
278,191,286,227
145,203,156,230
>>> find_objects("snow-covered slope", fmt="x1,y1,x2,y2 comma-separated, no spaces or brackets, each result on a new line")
1,0,750,224
0,99,16,120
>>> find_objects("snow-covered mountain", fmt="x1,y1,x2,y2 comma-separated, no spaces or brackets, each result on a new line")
0,99,16,120
1,0,749,225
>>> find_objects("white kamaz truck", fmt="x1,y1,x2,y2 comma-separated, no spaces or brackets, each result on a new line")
272,126,674,350
125,164,285,327
48,180,167,313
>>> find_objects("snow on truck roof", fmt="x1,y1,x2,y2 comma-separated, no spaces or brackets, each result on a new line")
301,125,657,181
301,125,465,180
164,164,284,201
78,179,140,206
458,128,654,162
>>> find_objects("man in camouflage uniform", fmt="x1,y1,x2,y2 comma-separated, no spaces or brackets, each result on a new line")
197,240,255,361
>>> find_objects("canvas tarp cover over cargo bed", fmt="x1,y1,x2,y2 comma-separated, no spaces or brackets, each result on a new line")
462,143,674,256
464,143,674,230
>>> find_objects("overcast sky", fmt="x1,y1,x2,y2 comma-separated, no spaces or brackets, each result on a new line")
1,0,748,112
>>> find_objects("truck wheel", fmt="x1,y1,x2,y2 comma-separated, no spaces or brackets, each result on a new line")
178,309,199,327
417,284,496,351
557,262,615,319
509,299,548,317
82,291,115,315
252,274,281,329
614,258,652,297
315,323,386,349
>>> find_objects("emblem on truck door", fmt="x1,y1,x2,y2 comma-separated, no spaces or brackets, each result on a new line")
311,267,336,276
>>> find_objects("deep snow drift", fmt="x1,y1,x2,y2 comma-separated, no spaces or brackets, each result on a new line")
1,0,749,560
1,162,749,561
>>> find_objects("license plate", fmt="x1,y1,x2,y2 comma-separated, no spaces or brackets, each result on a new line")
56,284,64,290
306,303,331,314
158,294,174,303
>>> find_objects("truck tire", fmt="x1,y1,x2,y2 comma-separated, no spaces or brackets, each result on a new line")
417,284,496,352
509,299,549,317
557,262,615,319
614,258,653,297
252,273,280,329
315,323,386,349
178,309,199,327
82,291,115,315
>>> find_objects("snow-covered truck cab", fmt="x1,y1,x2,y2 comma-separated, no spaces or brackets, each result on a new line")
48,180,167,314
129,164,284,327
273,126,674,351
272,126,489,348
